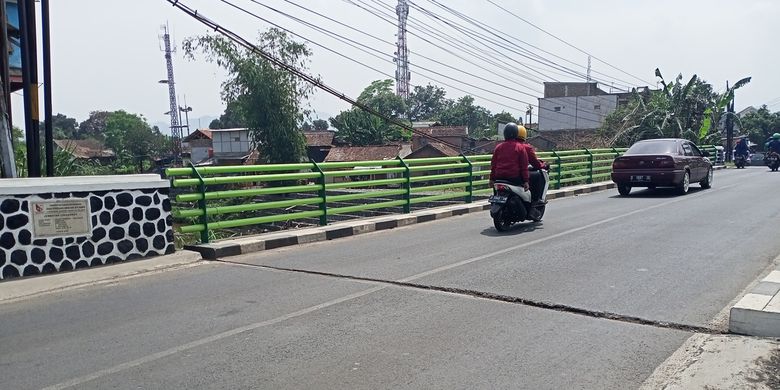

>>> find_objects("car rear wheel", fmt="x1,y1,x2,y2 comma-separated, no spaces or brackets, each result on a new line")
700,167,713,189
677,171,690,195
617,184,631,196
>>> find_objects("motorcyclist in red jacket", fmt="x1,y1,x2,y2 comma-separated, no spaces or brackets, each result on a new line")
489,123,545,203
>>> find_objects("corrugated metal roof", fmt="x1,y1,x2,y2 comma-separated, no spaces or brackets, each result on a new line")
324,145,401,162
53,139,115,159
304,131,335,147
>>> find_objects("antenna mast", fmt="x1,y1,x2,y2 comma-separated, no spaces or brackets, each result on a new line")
161,24,181,166
395,0,410,99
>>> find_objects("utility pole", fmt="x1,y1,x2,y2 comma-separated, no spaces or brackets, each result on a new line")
395,0,410,99
19,0,41,177
160,24,181,166
0,0,16,178
725,80,734,163
42,0,54,176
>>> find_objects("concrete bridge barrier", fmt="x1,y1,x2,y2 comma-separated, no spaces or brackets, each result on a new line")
0,175,174,280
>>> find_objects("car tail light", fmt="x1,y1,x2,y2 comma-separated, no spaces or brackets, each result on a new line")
657,157,675,168
612,159,628,169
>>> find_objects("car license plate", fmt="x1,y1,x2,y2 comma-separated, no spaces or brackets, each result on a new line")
488,195,507,204
630,175,651,182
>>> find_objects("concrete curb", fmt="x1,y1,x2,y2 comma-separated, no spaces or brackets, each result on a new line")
0,250,203,303
729,269,780,337
186,181,618,260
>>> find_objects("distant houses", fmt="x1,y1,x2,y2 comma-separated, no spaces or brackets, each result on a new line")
53,139,115,164
180,122,504,167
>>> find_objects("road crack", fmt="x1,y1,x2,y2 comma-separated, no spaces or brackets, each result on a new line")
216,259,727,335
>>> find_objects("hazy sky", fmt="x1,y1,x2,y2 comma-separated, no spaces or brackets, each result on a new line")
12,0,780,132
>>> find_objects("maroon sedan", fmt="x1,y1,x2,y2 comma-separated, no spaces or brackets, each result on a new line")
611,138,713,196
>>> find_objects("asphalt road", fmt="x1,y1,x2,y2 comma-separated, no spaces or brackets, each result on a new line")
2,166,780,389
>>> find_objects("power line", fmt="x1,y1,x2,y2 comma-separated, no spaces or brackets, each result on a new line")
343,0,553,86
485,0,654,86
413,0,638,90
226,0,529,113
165,0,493,152
267,0,543,97
222,0,602,127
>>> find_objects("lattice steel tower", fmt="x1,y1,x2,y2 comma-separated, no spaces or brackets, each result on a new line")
395,0,410,99
161,24,181,165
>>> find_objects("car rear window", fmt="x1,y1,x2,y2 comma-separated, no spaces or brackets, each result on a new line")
625,141,678,155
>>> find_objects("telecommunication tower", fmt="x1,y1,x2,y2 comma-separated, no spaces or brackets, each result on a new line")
395,0,410,99
160,24,182,165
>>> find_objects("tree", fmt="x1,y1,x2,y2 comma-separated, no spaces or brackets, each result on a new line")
104,111,168,158
48,113,78,139
312,119,329,131
599,69,749,147
407,84,448,121
439,96,492,136
78,111,112,141
209,100,247,129
301,122,313,132
330,79,410,145
185,28,311,164
741,106,780,147
486,111,518,139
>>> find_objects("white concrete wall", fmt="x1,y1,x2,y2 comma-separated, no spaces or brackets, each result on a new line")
538,95,618,131
212,130,250,155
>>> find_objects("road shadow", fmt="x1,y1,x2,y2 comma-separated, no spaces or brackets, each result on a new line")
480,221,543,237
608,186,706,199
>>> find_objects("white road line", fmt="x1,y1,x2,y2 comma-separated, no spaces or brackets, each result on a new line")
41,183,737,389
40,286,386,390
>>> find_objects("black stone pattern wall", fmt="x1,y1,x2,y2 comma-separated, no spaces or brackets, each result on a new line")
0,188,174,280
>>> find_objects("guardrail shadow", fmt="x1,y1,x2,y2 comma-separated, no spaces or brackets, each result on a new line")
480,221,543,237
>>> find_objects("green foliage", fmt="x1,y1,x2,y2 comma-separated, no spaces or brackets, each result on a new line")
312,119,329,131
741,106,780,148
331,79,410,145
46,113,78,139
439,95,492,136
78,111,112,141
209,100,246,129
104,110,168,158
407,84,448,121
185,28,310,164
600,69,750,147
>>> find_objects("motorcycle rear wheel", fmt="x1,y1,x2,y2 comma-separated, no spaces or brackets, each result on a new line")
493,210,513,232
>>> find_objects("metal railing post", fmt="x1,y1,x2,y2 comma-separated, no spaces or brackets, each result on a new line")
311,160,328,226
461,154,473,203
397,156,411,213
552,151,562,189
189,162,209,244
584,148,593,184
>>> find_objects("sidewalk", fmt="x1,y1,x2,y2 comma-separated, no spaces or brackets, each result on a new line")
730,268,780,337
0,250,202,303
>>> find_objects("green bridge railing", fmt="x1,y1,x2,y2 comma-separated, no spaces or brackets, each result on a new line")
165,147,642,243
166,145,721,243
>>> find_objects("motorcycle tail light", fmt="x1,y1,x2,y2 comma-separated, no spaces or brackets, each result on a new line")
496,184,509,191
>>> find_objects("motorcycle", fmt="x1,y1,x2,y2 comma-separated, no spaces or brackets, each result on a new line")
489,167,550,232
766,151,780,172
734,154,747,169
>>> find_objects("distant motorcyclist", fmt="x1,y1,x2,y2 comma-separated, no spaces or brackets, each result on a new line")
766,133,780,154
489,123,545,204
734,136,750,158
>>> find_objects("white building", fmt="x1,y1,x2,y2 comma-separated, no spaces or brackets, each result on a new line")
211,128,253,165
537,82,649,132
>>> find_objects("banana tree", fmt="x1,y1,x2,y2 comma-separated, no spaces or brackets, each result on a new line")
697,77,751,143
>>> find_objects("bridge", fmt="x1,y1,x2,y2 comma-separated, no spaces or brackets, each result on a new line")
1,166,779,389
